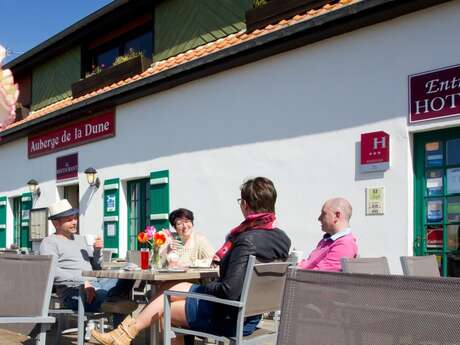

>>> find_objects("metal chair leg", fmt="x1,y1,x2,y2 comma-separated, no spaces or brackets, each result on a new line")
78,285,85,345
53,314,64,345
36,324,48,345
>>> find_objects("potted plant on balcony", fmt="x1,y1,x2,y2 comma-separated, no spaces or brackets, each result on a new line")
246,0,331,32
71,50,152,98
253,0,269,7
15,102,30,121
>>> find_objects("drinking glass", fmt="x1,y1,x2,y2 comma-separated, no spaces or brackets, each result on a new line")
176,247,193,268
140,248,150,270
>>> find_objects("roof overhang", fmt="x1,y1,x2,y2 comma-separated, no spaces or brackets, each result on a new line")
4,0,155,74
0,0,453,144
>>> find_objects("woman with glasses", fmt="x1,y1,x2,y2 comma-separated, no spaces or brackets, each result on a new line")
92,177,291,345
166,208,215,268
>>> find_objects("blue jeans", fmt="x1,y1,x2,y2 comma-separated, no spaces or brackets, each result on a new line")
62,278,133,326
185,284,261,337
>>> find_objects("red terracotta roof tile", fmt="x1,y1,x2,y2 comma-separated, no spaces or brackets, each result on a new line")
2,0,360,133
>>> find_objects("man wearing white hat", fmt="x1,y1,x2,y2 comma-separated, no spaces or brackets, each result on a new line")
40,199,136,324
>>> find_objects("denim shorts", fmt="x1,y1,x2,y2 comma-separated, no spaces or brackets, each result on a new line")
185,284,261,337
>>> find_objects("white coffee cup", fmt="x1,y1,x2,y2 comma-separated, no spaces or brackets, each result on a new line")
290,250,304,263
85,234,95,246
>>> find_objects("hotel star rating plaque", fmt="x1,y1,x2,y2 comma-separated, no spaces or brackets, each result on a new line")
366,187,385,215
360,131,390,173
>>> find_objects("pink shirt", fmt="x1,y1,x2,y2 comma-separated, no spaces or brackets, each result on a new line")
298,229,358,272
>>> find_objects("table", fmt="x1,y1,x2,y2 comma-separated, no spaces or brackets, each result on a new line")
82,268,219,345
100,261,125,270
83,267,218,281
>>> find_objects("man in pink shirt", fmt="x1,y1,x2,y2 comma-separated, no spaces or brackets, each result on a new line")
298,197,358,272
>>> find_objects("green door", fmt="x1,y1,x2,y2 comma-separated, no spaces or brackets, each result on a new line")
0,196,6,248
103,179,120,256
127,178,150,250
414,128,460,276
13,197,21,247
20,193,32,250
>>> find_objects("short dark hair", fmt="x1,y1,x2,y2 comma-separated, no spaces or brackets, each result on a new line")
169,208,194,227
240,177,277,213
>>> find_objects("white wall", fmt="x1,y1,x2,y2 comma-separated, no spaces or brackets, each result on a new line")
1,1,460,271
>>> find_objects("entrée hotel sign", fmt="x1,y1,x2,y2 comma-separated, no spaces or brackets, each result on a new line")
28,111,115,158
409,64,460,123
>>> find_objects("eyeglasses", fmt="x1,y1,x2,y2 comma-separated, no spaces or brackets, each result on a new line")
237,198,242,204
174,219,192,228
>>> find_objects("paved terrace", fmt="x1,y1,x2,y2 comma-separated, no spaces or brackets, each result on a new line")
0,317,275,345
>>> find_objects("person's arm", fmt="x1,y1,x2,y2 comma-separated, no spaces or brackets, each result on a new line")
196,234,215,260
297,257,312,270
309,240,356,272
39,238,86,284
203,237,255,299
89,236,103,270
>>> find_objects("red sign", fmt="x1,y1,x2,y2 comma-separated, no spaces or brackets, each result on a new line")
409,64,460,123
360,131,390,172
56,153,78,181
28,111,115,158
427,227,443,249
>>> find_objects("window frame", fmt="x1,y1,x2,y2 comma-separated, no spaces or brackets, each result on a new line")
84,24,154,76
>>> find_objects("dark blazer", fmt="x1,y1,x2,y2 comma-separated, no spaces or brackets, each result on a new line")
203,228,291,300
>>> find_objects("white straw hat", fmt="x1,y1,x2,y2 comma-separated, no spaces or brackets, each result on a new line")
48,199,79,220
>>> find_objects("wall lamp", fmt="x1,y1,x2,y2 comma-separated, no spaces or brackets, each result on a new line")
27,179,41,198
84,167,100,189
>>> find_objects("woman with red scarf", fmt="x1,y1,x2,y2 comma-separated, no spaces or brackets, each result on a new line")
92,177,291,345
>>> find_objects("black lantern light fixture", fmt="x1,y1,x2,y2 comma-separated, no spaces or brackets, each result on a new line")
27,179,41,197
84,167,100,188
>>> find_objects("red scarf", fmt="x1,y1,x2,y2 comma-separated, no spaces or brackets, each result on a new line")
213,212,276,263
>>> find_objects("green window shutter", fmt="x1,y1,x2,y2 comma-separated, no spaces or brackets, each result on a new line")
31,46,81,111
149,170,170,230
0,196,7,249
20,193,32,249
154,0,251,61
103,178,120,256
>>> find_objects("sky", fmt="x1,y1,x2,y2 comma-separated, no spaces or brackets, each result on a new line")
0,0,113,63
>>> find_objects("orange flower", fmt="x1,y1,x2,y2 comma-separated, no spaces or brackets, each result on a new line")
137,232,149,244
154,232,166,246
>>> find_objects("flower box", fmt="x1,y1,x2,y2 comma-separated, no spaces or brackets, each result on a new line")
71,55,152,99
15,104,30,122
246,0,331,32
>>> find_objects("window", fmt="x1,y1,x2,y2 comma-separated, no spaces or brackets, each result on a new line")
127,179,150,250
124,31,153,60
96,47,119,69
87,29,153,74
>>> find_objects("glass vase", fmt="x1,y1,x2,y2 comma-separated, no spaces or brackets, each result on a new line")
150,247,162,270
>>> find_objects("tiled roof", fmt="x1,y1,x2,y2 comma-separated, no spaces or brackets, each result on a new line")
4,0,357,132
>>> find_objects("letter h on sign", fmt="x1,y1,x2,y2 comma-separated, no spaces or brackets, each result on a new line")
361,131,390,173
373,136,386,150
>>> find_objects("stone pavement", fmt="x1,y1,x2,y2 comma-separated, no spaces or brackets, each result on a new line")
0,319,276,345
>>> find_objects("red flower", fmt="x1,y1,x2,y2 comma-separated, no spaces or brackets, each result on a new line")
154,232,166,246
137,232,149,244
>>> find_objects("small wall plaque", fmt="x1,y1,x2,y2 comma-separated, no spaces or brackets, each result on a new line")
29,208,49,241
366,187,384,215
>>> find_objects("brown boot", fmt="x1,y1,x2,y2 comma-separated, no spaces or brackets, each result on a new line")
91,315,140,345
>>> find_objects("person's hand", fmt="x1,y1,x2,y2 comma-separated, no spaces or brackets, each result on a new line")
169,239,183,251
84,281,96,304
94,235,103,250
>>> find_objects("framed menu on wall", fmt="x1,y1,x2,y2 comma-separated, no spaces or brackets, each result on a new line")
29,208,49,241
